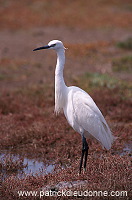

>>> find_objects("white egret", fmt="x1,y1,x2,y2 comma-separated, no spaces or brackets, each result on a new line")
33,40,115,173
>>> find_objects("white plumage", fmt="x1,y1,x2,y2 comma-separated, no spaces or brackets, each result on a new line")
64,87,114,150
33,40,115,173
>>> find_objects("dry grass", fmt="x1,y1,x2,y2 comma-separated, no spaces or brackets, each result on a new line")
66,41,113,58
0,0,131,199
0,87,131,170
1,154,131,199
0,0,132,30
112,55,132,72
0,154,27,173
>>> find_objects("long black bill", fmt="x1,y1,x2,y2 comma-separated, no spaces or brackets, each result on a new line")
33,45,50,51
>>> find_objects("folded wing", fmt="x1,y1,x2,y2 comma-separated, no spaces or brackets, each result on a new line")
72,89,115,150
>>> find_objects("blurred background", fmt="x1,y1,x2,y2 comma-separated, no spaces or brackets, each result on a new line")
0,0,131,197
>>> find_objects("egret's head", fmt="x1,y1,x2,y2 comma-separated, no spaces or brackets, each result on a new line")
33,40,66,51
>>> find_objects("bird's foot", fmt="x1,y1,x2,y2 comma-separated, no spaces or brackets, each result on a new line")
83,167,86,174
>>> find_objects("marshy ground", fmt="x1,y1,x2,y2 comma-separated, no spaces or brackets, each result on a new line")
0,0,132,199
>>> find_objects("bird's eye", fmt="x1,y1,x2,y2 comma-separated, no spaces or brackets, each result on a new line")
50,44,56,47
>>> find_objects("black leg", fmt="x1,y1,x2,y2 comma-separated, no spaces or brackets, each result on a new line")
79,135,89,174
79,147,85,174
84,141,88,170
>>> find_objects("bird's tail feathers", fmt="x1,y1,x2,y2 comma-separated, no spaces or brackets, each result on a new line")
99,122,115,150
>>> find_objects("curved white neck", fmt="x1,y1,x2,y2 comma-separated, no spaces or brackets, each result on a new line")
55,49,65,76
55,49,67,114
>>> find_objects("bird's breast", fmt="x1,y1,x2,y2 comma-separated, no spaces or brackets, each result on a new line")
63,93,83,135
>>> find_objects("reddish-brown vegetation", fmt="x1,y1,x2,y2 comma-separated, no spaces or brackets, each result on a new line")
0,0,132,30
0,0,131,199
